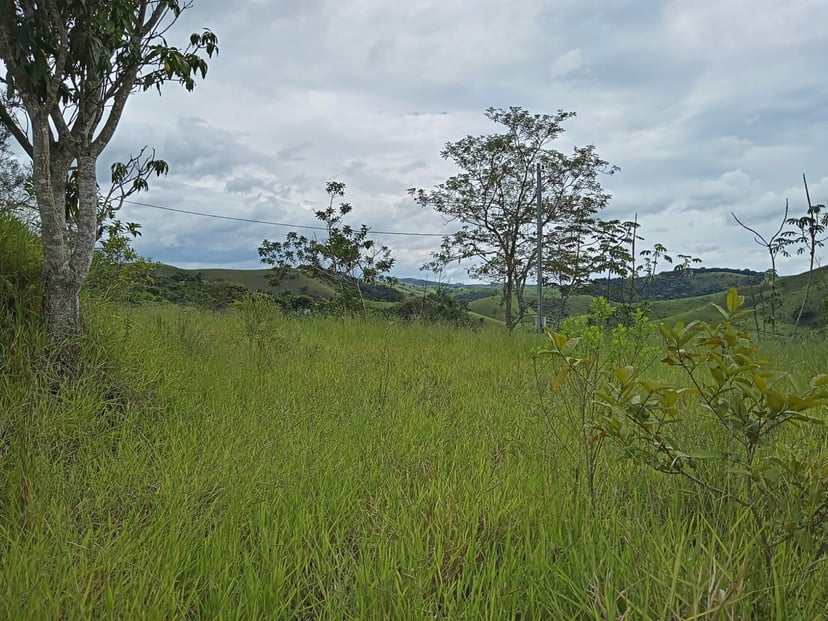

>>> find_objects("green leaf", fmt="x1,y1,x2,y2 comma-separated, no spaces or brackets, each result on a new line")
547,330,567,351
810,374,828,388
614,366,634,385
711,303,728,319
551,367,570,392
710,366,726,387
661,390,679,408
765,391,786,414
726,288,744,313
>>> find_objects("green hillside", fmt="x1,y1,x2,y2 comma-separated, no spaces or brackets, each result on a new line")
153,262,828,333
462,267,828,334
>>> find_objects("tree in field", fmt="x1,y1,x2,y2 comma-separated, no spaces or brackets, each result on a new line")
258,181,396,312
732,202,790,337
0,0,217,345
781,174,827,333
409,107,617,330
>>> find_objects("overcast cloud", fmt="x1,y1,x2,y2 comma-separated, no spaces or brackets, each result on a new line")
99,0,828,281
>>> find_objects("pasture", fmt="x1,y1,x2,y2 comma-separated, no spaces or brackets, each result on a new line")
1,302,826,619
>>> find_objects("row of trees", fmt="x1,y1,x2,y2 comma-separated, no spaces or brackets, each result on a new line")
0,0,818,352
256,107,704,331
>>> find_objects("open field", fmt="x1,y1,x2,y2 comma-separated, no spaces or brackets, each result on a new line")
1,302,827,618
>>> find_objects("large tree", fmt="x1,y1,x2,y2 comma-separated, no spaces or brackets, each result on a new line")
0,0,217,343
409,107,617,330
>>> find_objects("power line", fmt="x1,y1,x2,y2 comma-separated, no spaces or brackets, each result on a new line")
122,199,448,237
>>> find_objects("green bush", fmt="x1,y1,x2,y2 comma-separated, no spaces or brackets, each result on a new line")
390,290,475,326
543,288,828,585
0,211,42,335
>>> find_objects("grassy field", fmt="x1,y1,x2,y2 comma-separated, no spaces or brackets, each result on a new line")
1,301,827,619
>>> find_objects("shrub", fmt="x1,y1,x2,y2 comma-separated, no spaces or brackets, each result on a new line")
542,288,828,583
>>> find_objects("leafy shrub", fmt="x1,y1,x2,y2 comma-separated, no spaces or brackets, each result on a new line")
542,288,828,582
0,211,42,335
391,290,475,326
84,221,159,304
535,297,658,507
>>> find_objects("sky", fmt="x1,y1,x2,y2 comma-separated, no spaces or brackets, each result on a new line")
95,0,828,281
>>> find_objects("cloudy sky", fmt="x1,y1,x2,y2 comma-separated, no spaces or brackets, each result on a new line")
100,0,828,281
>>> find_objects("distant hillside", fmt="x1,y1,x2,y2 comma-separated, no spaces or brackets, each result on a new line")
397,278,499,303
154,264,409,307
590,267,765,301
150,263,828,334
463,266,828,334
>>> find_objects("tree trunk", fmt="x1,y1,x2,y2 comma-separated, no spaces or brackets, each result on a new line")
504,282,513,330
30,116,96,344
42,268,83,341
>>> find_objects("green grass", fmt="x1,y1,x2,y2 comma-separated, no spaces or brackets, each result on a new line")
1,302,827,618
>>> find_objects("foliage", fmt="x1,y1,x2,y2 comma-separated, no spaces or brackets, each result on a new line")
258,181,396,313
535,297,658,507
409,107,617,330
0,123,32,221
84,220,159,303
733,199,793,337
390,289,476,326
780,175,827,334
0,209,41,339
232,290,281,362
543,288,828,582
0,0,217,342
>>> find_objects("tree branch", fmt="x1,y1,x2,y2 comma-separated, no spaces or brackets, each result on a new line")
0,98,33,156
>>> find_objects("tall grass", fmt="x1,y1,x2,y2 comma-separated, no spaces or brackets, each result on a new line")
1,302,826,618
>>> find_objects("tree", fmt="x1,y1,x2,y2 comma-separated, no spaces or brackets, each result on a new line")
0,0,217,345
732,201,791,337
258,181,396,313
410,107,617,331
781,174,827,333
84,219,159,303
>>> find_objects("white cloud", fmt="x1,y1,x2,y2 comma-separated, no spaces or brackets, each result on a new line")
75,0,828,279
550,48,585,79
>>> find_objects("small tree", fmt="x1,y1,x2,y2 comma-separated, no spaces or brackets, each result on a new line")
0,0,217,346
732,201,792,337
258,181,396,313
84,220,159,303
781,175,827,333
544,289,828,582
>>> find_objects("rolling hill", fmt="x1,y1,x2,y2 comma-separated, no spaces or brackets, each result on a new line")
153,263,828,333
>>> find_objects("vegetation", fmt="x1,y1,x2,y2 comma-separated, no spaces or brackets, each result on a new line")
409,107,618,330
544,289,828,585
0,0,217,343
258,181,396,313
2,264,827,617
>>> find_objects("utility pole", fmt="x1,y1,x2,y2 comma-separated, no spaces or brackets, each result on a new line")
535,162,545,333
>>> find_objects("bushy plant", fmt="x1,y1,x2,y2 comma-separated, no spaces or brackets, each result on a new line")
232,291,281,362
84,221,159,304
543,288,828,582
0,211,42,338
535,298,658,507
391,290,475,327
